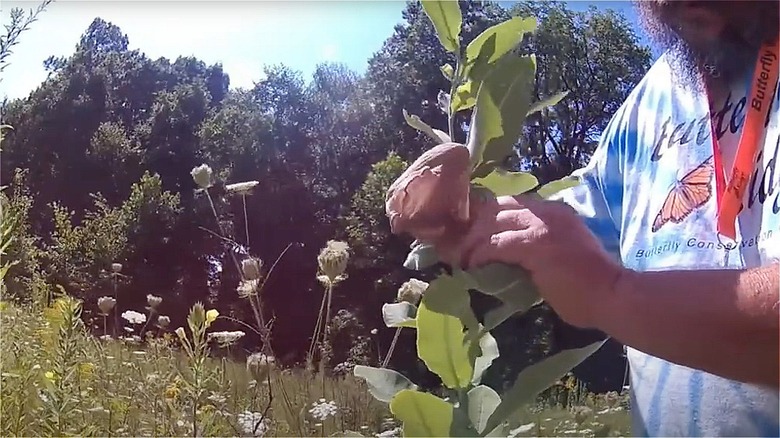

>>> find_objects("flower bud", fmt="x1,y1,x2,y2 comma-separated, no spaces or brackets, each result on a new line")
97,296,116,315
156,315,170,329
147,294,162,309
385,143,471,243
241,257,263,280
397,279,428,305
317,240,350,282
190,164,213,189
175,326,186,340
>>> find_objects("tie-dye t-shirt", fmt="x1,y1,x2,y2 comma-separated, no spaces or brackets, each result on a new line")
553,52,780,436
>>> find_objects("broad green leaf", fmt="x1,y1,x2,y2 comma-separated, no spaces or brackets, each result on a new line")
441,63,454,81
536,175,581,198
353,365,418,403
404,241,440,270
458,264,541,323
433,128,452,143
451,80,477,113
473,168,539,196
416,279,474,389
482,303,520,332
403,109,450,143
472,331,499,385
390,389,453,437
464,17,537,80
382,302,418,328
420,0,462,53
466,55,536,169
481,340,608,435
527,91,569,116
467,385,501,434
422,274,479,335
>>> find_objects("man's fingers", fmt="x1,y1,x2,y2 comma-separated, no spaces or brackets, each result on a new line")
453,209,536,267
465,230,532,269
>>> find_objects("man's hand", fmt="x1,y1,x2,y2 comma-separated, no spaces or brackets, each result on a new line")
450,193,624,329
446,193,779,387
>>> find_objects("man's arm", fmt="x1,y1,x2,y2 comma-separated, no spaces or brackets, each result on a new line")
600,263,780,387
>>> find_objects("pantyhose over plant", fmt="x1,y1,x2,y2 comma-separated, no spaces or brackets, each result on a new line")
353,2,607,436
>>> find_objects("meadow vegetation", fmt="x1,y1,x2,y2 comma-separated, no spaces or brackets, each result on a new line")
0,0,649,436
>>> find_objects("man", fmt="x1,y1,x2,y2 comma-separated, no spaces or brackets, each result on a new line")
449,1,780,436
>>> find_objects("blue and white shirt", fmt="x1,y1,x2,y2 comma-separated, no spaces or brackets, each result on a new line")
555,52,780,436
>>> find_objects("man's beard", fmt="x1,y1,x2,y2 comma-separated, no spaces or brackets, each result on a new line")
635,1,779,93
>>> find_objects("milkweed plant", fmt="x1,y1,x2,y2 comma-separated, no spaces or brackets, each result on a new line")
353,2,607,436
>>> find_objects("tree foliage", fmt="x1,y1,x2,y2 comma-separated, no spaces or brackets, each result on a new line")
0,1,651,389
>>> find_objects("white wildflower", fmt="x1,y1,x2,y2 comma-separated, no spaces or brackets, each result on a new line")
191,164,213,189
309,398,338,421
370,328,378,335
376,427,402,438
207,393,226,404
207,330,245,347
237,411,269,437
121,310,146,325
111,262,123,273
226,181,259,196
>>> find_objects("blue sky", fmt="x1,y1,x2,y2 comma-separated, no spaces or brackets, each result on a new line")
0,1,652,101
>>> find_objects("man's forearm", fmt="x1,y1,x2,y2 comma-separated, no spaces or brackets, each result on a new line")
598,263,779,387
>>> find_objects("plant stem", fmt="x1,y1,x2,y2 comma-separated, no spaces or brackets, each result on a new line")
320,280,334,391
381,327,402,368
204,190,242,275
112,274,118,337
241,194,250,249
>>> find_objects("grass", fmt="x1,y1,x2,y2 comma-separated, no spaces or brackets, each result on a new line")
0,297,632,437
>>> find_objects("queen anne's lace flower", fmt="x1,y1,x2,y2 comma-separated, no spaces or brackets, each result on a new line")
207,330,245,347
121,310,146,325
237,411,269,437
309,398,338,421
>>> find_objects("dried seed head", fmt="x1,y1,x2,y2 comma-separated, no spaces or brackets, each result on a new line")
317,240,350,282
397,279,429,305
237,279,260,299
190,164,213,190
97,296,116,315
147,294,162,309
111,263,123,273
241,257,263,280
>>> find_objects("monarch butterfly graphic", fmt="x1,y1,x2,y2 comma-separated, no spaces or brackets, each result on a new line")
651,156,714,233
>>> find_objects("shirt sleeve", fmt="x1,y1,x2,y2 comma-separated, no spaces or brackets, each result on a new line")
545,120,625,263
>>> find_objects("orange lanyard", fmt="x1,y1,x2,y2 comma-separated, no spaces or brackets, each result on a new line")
711,36,779,241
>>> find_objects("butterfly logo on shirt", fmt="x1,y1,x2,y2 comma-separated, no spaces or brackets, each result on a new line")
651,156,714,233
